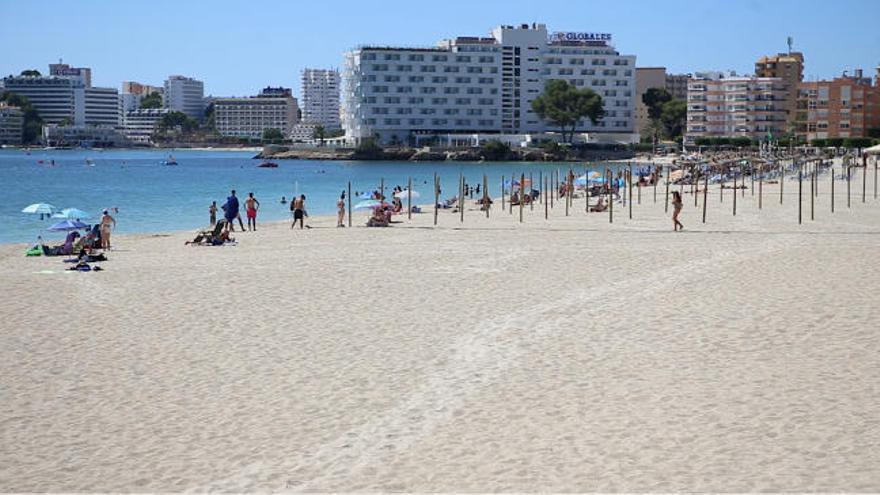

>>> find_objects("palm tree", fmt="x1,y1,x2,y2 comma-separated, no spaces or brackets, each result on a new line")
313,125,326,147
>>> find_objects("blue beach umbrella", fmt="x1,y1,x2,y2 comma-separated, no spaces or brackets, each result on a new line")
21,203,56,215
47,219,89,232
358,191,374,199
354,200,382,210
51,208,91,219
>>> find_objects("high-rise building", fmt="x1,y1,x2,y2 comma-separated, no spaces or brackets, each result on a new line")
0,102,24,145
214,88,299,139
120,81,164,113
635,67,666,135
685,74,788,144
301,69,341,128
797,69,880,142
665,73,690,100
2,63,119,126
755,51,804,130
164,75,205,120
342,23,636,145
122,108,170,144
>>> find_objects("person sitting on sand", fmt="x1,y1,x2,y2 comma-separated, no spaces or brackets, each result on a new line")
510,191,521,206
367,207,390,227
590,196,607,212
392,196,403,214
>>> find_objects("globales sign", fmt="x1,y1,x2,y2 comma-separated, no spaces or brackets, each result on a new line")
550,32,612,42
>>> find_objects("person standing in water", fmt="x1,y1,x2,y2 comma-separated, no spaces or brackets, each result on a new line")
209,201,217,226
337,191,346,227
100,209,117,250
245,192,261,231
291,194,306,229
671,190,684,231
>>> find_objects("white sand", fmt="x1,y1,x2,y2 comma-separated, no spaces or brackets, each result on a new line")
1,162,879,492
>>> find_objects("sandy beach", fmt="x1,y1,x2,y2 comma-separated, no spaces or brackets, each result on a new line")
1,164,879,492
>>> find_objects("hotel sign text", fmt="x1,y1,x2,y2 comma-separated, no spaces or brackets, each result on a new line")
550,32,612,42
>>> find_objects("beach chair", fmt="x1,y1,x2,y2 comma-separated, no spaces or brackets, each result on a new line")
187,220,226,245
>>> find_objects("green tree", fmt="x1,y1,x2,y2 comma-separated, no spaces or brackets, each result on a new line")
157,111,198,133
352,138,383,160
480,140,512,161
0,91,44,144
202,102,216,131
531,80,605,142
139,91,163,109
262,128,284,142
313,125,326,146
659,99,687,140
19,69,41,77
642,88,672,121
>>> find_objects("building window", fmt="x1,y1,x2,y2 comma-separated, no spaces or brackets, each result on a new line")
444,66,460,73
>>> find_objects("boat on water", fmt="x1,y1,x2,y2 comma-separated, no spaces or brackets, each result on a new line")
160,155,178,166
257,162,279,168
85,158,95,167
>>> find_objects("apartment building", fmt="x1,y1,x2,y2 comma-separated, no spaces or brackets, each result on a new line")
635,67,666,134
797,68,880,142
666,73,690,99
302,69,341,128
164,75,205,120
342,23,636,145
0,103,24,145
214,87,299,138
122,108,170,144
685,74,788,144
120,81,164,112
755,52,804,129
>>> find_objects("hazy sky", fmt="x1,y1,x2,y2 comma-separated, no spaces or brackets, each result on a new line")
2,0,878,98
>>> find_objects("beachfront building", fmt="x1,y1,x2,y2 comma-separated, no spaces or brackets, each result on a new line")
0,103,24,145
42,124,127,147
666,73,690,100
301,69,341,129
214,87,299,139
122,108,170,144
2,66,120,126
685,73,788,144
120,81,164,113
755,51,804,130
164,75,205,121
290,122,320,142
49,61,92,87
342,23,636,145
796,68,880,142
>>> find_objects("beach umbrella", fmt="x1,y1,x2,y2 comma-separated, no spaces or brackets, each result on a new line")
354,199,382,210
358,191,374,199
51,207,91,219
394,190,420,200
47,219,89,232
21,203,56,215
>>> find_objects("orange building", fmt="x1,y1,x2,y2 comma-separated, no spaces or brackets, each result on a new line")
797,68,880,142
755,52,804,129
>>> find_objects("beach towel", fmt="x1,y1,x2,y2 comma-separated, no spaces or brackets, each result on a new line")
25,246,43,256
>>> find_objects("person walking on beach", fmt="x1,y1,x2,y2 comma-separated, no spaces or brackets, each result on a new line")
337,191,346,227
209,201,217,226
671,190,684,231
245,192,260,231
99,209,116,250
291,194,306,229
223,190,241,232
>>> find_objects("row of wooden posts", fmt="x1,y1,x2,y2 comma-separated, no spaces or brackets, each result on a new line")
341,155,879,228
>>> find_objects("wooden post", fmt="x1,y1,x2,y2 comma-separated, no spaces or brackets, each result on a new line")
652,162,657,204
720,167,724,204
831,166,835,213
380,178,384,201
460,174,465,223
741,167,745,199
628,165,633,220
847,164,851,208
780,163,784,204
433,173,439,226
758,164,763,210
529,172,534,211
874,158,878,200
509,174,514,215
549,171,554,209
407,176,412,220
539,170,543,204
664,166,670,213
564,170,569,217
347,181,352,227
484,174,489,219
519,173,525,223
608,168,613,224
637,173,642,205
750,162,755,196
544,175,549,220
501,175,505,212
702,172,708,224
585,164,589,213
732,171,737,216
863,154,867,203
693,166,699,208
798,166,803,224
810,164,815,221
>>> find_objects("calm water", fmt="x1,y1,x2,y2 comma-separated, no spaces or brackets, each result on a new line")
2,148,637,244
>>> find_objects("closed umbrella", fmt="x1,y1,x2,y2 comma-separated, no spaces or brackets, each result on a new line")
48,219,89,231
51,208,91,219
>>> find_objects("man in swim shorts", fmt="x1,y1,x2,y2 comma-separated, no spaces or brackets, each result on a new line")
245,192,260,231
291,194,305,229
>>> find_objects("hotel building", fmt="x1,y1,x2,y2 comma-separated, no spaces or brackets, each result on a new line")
164,75,205,120
685,73,788,144
302,69,341,129
214,87,299,139
0,103,24,145
342,23,636,145
755,52,804,129
120,81,164,113
2,63,119,126
797,68,880,142
635,68,692,136
122,108,170,144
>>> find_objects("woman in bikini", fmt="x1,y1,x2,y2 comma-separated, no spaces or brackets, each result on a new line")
100,209,117,249
671,190,684,231
336,193,346,227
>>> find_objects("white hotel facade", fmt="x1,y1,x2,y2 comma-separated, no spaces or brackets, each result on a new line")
342,23,636,145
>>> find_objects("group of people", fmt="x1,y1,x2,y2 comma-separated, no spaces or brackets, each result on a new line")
211,190,262,233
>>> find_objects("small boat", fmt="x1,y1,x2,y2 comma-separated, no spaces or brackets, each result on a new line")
160,155,178,166
257,162,279,168
85,158,95,167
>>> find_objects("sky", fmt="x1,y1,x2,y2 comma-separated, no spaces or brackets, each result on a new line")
1,0,878,99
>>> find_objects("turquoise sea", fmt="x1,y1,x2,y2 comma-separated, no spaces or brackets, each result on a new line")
2,148,638,244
